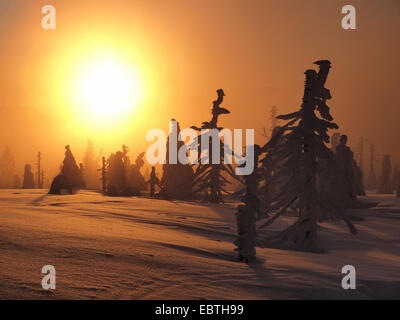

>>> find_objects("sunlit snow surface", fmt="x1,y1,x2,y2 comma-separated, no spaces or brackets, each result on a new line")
0,189,399,299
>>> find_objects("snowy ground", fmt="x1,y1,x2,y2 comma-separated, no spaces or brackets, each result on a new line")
0,189,399,299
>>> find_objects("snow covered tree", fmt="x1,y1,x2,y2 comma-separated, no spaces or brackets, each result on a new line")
354,136,366,180
83,140,101,189
79,163,85,188
325,132,366,202
258,107,286,212
49,145,84,194
191,89,241,203
330,132,340,153
22,164,35,188
144,166,150,184
235,144,262,262
258,126,285,213
121,145,129,190
396,174,400,198
99,156,107,193
62,145,85,189
127,152,147,193
13,174,21,189
332,135,364,206
105,146,142,196
392,165,399,194
36,152,43,189
0,147,15,188
160,120,194,200
352,156,366,196
366,144,378,190
334,135,365,198
377,154,392,194
261,106,280,139
147,166,161,197
259,60,357,252
106,151,127,196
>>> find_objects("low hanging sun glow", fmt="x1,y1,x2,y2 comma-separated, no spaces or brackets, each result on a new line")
72,53,145,128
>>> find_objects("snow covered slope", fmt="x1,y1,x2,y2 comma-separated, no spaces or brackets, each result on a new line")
0,190,399,299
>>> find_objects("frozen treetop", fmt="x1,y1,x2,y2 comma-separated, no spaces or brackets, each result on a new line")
192,89,230,131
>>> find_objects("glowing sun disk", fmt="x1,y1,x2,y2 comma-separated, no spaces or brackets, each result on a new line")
74,56,144,126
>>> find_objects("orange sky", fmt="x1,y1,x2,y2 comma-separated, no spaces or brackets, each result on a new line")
0,0,399,181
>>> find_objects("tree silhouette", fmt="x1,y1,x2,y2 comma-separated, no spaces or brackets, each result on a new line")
331,134,364,207
147,166,161,197
62,145,85,189
260,106,279,139
105,151,126,196
36,152,43,189
159,120,194,200
330,132,340,153
259,60,356,252
354,136,366,179
378,154,393,194
366,144,378,190
259,126,284,214
191,89,241,203
13,174,21,189
127,152,147,193
22,164,35,189
105,146,142,196
392,165,399,194
396,173,400,198
99,156,107,193
234,144,262,262
0,147,15,188
49,145,84,194
83,140,101,189
121,145,129,191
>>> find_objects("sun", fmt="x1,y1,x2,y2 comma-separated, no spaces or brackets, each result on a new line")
73,53,145,127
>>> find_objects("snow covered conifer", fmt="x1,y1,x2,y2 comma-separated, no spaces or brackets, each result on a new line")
100,156,107,193
331,132,340,153
391,165,399,194
258,126,285,213
13,174,21,189
22,164,35,189
83,140,101,190
366,144,378,190
235,144,262,262
191,89,242,203
62,145,85,190
378,154,392,194
334,135,365,206
159,120,194,200
352,157,366,196
0,147,16,188
127,152,147,193
259,60,357,252
49,145,84,194
106,151,128,196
